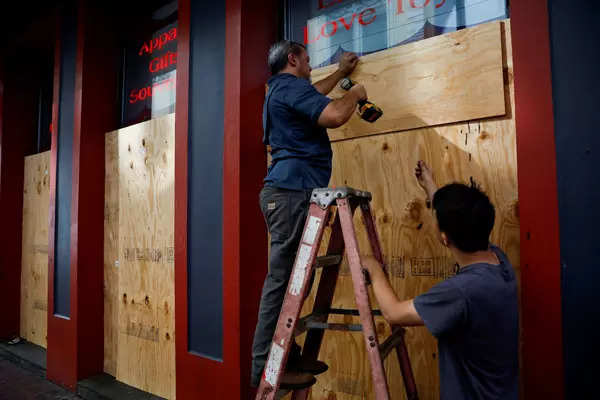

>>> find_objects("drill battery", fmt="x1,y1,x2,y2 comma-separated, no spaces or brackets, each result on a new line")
357,101,383,122
339,78,383,123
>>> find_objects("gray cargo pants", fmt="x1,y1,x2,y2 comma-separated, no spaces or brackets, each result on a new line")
251,185,313,387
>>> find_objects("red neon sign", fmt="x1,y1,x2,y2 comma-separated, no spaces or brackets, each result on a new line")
305,0,447,45
304,7,377,45
149,51,177,73
138,28,177,56
129,77,176,104
127,27,178,108
318,0,446,11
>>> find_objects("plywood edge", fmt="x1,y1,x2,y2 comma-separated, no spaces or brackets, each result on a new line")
104,131,119,376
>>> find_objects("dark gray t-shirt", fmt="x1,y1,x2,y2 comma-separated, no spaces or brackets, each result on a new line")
413,245,519,400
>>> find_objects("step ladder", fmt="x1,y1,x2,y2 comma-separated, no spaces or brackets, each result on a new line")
255,187,419,400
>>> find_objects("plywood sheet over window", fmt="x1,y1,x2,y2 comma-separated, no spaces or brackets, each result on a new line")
294,20,519,399
20,151,51,348
311,21,506,142
104,114,175,398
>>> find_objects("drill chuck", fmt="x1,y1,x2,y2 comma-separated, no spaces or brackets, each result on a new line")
340,77,354,91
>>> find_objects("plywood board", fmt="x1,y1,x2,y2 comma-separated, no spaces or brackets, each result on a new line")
311,21,505,142
20,151,51,348
104,131,119,376
116,114,175,398
293,21,518,400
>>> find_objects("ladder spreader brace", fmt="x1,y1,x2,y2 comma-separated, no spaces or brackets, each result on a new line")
255,187,419,400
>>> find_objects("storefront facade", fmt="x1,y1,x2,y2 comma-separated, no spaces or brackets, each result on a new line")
3,0,596,398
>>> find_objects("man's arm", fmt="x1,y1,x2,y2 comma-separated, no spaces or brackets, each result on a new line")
415,160,437,204
313,52,363,128
313,52,358,95
317,84,366,128
362,257,424,327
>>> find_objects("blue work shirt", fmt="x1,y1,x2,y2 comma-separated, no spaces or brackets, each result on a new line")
414,245,519,400
263,73,333,190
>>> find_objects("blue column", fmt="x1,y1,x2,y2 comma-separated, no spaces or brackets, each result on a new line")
187,0,226,360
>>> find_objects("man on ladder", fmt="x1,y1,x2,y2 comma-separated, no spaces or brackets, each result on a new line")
250,40,366,390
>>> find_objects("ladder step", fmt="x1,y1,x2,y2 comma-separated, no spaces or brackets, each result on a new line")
295,309,385,336
315,255,342,268
306,321,363,331
379,327,406,360
297,314,359,335
328,308,383,317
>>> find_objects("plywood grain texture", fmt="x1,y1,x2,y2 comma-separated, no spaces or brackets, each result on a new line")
311,21,506,142
20,151,51,348
291,21,519,400
115,114,175,398
104,131,119,376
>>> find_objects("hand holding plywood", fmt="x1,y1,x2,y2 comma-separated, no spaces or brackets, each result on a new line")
311,22,505,141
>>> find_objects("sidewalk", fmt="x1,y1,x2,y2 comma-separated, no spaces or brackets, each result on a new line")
0,344,80,400
0,341,163,400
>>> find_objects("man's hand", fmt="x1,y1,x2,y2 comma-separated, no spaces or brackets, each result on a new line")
361,255,424,327
415,160,437,202
313,52,359,96
349,83,367,102
338,52,359,76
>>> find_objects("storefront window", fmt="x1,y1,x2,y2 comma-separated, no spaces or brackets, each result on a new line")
121,1,177,127
285,0,508,68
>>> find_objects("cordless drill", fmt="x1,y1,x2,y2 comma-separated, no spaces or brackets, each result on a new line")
340,78,383,123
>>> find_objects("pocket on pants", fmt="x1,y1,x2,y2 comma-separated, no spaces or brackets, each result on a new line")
260,191,290,240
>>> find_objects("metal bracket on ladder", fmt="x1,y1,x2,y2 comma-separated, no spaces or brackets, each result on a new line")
310,186,372,209
255,187,419,400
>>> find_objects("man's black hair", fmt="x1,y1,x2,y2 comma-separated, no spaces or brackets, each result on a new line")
432,182,495,253
267,40,306,75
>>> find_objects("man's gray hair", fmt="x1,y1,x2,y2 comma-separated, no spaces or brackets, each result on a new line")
268,40,306,75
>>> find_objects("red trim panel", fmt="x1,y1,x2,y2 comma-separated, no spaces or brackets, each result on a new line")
73,0,117,379
174,0,198,396
222,0,242,393
175,0,276,398
233,1,278,397
174,0,223,397
47,2,118,387
0,54,18,340
0,31,39,341
47,10,78,390
0,55,24,341
511,1,565,399
174,1,225,397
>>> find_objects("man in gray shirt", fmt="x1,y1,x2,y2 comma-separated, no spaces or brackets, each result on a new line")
363,161,519,399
